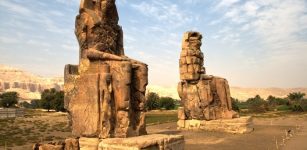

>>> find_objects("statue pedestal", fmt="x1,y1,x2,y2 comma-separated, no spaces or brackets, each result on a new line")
177,116,253,134
77,134,184,150
99,134,184,150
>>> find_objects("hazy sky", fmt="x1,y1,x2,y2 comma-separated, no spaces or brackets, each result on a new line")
0,0,306,88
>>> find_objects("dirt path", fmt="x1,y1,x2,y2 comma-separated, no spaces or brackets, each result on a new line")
147,114,307,150
283,122,307,150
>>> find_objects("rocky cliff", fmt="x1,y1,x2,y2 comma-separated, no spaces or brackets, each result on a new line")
0,65,63,100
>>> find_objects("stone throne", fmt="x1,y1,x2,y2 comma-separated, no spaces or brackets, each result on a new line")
64,0,148,139
177,32,253,133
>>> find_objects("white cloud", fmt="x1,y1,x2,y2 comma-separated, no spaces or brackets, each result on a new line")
0,1,32,16
131,0,194,27
26,40,51,47
216,0,240,8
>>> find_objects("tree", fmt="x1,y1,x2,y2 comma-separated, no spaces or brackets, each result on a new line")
20,101,31,108
0,92,19,108
246,95,268,113
266,95,288,109
231,97,240,112
145,92,159,110
52,91,65,112
30,99,42,109
287,92,307,112
41,88,65,112
159,97,176,110
287,92,306,101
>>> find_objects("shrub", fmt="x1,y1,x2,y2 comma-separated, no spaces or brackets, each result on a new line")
291,99,307,112
267,95,288,106
246,95,268,113
287,92,305,101
231,97,240,112
20,101,31,108
158,97,176,110
276,105,290,111
30,99,41,109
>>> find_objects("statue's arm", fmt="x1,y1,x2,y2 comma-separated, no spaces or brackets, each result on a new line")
117,26,125,56
86,49,128,61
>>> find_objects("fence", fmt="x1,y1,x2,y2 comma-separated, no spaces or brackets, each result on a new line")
0,108,24,118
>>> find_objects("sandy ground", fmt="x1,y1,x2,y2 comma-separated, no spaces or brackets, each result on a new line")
2,110,307,150
147,113,307,150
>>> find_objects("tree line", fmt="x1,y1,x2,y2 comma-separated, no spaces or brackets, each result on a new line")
1,89,306,113
232,92,307,113
145,92,178,110
0,88,65,112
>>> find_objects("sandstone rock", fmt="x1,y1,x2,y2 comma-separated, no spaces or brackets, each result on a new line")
32,143,64,150
177,107,185,120
65,0,148,139
79,138,100,150
178,31,239,121
99,134,184,150
178,116,254,134
65,138,79,150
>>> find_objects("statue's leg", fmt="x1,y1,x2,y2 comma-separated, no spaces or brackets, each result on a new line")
108,61,132,138
130,63,148,136
98,64,112,139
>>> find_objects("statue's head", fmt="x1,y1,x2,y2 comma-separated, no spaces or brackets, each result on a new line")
182,32,202,50
80,0,118,24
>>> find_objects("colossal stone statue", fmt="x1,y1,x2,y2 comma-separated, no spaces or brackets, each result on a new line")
178,32,239,121
33,1,185,149
64,0,148,139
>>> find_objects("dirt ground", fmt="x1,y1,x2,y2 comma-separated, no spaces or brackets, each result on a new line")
147,112,307,150
1,110,307,150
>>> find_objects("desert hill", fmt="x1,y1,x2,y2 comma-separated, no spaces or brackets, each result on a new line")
0,64,306,101
0,64,63,100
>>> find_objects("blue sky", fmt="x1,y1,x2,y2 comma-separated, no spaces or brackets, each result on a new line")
0,0,306,88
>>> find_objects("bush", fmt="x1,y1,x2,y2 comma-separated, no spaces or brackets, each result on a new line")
30,99,42,109
231,97,240,112
276,105,290,111
290,99,307,112
246,95,268,113
159,97,176,110
0,92,19,108
267,95,288,106
287,92,305,101
20,101,31,108
145,92,159,110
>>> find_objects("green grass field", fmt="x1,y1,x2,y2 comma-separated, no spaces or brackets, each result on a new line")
146,113,178,125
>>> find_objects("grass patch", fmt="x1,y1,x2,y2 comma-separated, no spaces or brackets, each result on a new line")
146,113,178,125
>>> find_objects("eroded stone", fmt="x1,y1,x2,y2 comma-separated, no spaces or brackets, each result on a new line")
178,31,239,121
64,0,148,139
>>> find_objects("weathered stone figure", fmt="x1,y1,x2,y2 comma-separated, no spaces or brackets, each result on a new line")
64,0,148,139
178,31,238,121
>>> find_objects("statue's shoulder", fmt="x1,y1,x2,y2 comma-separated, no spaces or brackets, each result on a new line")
76,8,100,25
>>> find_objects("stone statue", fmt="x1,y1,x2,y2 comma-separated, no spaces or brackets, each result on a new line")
178,32,239,121
64,0,148,139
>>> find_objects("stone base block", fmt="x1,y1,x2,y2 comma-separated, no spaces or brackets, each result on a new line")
177,116,253,134
99,134,184,150
33,135,184,150
79,137,100,150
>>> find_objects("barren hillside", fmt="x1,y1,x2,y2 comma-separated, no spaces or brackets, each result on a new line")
0,65,63,100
